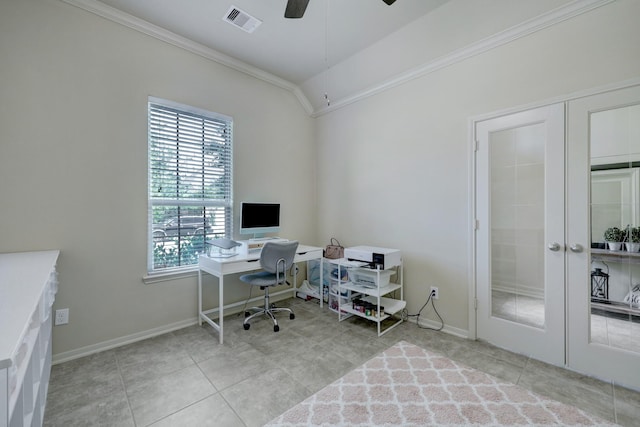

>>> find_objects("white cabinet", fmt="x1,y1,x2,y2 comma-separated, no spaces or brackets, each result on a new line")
329,257,405,336
0,251,59,427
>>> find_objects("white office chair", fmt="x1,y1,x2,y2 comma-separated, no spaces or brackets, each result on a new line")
239,240,299,332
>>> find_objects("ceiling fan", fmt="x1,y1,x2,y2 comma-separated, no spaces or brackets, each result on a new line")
285,0,397,19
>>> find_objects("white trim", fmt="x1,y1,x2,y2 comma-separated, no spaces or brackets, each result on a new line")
52,289,295,364
311,0,613,117
405,316,469,339
470,77,640,124
52,317,198,364
60,0,610,118
142,267,198,285
60,0,314,115
468,116,478,340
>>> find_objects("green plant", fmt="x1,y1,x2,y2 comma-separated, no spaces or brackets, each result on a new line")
604,226,625,242
631,227,640,243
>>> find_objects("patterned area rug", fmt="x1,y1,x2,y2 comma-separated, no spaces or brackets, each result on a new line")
266,341,614,426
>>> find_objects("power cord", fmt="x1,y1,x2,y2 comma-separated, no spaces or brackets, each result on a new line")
239,285,256,317
403,290,444,331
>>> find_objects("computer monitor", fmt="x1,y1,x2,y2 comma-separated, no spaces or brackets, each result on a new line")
239,202,280,237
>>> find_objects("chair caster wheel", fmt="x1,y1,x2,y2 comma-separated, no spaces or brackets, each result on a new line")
274,325,280,332
290,313,295,320
243,323,250,330
244,311,250,318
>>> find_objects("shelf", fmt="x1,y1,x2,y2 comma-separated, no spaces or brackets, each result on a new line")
362,296,406,314
591,300,640,318
296,289,321,300
591,248,640,264
340,305,391,321
340,281,402,297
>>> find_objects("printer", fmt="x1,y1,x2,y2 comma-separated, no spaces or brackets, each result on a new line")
344,246,401,270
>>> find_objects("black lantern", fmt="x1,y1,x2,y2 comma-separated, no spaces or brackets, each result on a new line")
591,268,609,302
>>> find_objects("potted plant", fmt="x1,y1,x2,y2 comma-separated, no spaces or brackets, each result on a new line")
604,226,625,251
626,226,640,252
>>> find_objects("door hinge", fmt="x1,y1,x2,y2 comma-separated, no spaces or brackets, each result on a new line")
474,298,478,309
474,139,479,152
474,219,479,230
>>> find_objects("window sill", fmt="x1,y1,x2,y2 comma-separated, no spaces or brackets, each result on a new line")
143,267,199,284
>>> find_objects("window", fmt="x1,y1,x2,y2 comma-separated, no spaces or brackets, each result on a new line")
148,97,233,272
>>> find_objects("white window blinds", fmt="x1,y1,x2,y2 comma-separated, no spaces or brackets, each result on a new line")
148,98,233,272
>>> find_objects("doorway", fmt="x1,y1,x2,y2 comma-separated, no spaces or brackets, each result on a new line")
474,84,640,390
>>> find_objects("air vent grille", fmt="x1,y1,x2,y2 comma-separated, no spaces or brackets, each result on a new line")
224,6,262,33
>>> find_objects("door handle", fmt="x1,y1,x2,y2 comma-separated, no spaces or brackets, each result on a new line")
570,243,583,253
548,242,562,251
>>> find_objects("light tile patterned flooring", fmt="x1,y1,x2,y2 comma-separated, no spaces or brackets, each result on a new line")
44,298,640,426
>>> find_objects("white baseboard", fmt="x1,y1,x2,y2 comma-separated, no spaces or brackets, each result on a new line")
53,297,470,364
407,316,470,339
52,317,198,364
52,290,296,364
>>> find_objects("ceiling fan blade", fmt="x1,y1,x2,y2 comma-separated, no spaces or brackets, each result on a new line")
285,0,310,18
382,0,397,5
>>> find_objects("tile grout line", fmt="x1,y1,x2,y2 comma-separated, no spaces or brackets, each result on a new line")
114,350,138,426
194,350,249,427
611,380,618,425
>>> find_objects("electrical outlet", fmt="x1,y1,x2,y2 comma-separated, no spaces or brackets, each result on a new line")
55,308,69,325
430,286,439,299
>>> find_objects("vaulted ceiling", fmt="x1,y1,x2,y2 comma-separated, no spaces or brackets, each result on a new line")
64,0,582,114
91,0,449,84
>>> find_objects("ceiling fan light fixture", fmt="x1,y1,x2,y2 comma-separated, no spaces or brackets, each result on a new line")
285,0,310,19
285,0,397,19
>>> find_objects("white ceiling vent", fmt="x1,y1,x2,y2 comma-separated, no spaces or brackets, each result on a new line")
224,6,262,33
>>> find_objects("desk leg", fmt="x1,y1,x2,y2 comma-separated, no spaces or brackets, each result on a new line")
320,258,324,308
218,274,224,344
198,270,202,326
293,262,298,300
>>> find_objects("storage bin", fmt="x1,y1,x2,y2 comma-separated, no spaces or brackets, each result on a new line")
328,293,350,312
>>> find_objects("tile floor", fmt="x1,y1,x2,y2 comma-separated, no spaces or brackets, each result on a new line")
44,298,640,427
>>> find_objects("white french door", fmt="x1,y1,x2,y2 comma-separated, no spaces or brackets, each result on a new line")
567,85,640,389
475,85,640,389
476,103,566,366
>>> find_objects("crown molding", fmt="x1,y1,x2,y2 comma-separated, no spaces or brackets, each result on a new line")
60,0,612,119
60,0,314,115
311,0,614,117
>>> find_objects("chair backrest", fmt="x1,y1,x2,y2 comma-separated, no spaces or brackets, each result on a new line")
260,241,299,276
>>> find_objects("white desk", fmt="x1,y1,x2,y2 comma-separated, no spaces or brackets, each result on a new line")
197,244,323,343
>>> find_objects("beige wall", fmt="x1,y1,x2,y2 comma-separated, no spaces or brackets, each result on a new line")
315,0,640,334
0,0,316,357
2,0,640,358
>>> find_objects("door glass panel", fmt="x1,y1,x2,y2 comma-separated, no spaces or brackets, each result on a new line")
590,104,640,353
490,123,545,329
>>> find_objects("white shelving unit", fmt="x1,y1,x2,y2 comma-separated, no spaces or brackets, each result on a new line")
0,251,59,427
329,257,405,336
